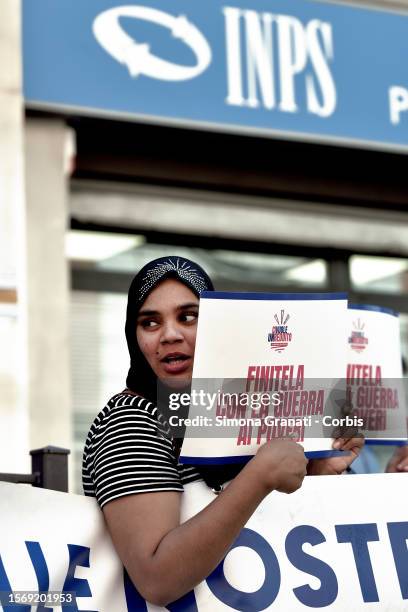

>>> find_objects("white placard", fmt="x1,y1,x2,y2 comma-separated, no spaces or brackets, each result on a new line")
1,476,408,611
179,292,348,464
347,305,407,444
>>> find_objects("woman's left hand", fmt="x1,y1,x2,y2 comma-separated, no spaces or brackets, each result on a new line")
307,436,364,475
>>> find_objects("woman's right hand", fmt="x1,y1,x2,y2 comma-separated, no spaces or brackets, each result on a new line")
250,439,308,494
103,440,308,606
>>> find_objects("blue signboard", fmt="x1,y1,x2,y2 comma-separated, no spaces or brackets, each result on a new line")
23,0,408,151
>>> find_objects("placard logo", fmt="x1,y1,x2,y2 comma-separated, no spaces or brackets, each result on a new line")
349,318,368,353
268,310,292,352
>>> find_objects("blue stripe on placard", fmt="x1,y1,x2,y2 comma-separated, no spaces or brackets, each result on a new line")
179,455,252,465
180,450,347,464
306,450,349,459
348,304,399,317
365,439,408,446
201,291,348,301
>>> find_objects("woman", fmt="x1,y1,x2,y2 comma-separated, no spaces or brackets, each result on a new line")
83,256,362,606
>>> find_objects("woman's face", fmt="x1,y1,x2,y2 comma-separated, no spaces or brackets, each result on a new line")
136,278,199,383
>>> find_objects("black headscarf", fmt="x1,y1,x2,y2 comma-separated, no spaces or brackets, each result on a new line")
125,255,214,401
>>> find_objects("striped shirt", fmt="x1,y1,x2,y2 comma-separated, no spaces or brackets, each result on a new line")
82,392,202,508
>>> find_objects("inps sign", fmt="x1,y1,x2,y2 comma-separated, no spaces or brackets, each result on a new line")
92,4,336,117
23,0,408,150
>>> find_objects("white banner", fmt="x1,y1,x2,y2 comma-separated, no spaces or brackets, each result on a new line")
1,476,408,610
180,292,348,463
347,305,407,443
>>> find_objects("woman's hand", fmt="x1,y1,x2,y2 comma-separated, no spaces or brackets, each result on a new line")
307,436,364,475
251,439,308,493
386,445,408,473
103,440,308,606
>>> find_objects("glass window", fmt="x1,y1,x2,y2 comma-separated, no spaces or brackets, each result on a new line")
400,313,408,369
350,255,408,295
71,291,128,493
67,230,328,291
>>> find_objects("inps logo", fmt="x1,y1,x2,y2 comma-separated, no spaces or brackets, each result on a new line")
349,318,368,353
93,6,212,81
268,310,292,353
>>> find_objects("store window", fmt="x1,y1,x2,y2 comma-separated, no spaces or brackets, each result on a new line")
399,314,408,365
68,230,328,291
351,255,408,295
71,291,129,493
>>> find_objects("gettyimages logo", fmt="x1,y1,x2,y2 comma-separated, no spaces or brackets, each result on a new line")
267,309,292,353
349,318,368,353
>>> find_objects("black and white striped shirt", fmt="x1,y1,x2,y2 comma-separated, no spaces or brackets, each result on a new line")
82,392,202,508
